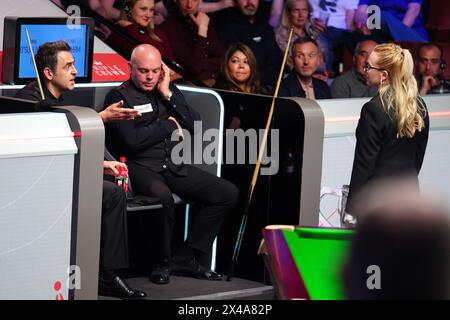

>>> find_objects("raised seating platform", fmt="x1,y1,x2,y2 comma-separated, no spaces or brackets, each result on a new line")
99,276,274,300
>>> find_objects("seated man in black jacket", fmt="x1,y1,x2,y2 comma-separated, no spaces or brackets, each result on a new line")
103,44,239,285
279,38,331,100
15,40,145,299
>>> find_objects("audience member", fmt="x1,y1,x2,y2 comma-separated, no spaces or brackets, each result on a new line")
107,0,174,60
279,38,331,99
161,0,224,85
215,42,265,93
154,0,235,25
215,43,266,128
213,0,283,90
274,0,318,70
331,39,378,98
417,43,450,95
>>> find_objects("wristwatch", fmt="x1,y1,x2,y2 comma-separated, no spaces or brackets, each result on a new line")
164,90,173,101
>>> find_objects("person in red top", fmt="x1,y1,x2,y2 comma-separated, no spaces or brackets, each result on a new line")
161,0,224,86
107,0,174,61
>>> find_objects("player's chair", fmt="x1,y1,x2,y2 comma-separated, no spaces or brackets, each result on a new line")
104,148,186,212
103,85,224,213
103,86,224,268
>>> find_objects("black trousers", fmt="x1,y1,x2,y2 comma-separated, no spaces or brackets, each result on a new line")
100,180,129,270
128,163,239,259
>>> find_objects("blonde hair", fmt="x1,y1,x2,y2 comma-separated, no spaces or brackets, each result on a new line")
281,0,312,28
121,0,161,42
374,43,427,139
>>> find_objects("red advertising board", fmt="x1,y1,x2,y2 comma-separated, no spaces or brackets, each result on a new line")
91,53,129,82
0,51,129,84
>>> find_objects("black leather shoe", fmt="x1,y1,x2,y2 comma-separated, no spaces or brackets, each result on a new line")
150,259,171,284
171,257,222,281
98,276,147,299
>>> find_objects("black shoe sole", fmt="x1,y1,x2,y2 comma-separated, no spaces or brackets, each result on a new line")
98,286,147,300
150,277,170,285
171,270,223,281
98,290,147,300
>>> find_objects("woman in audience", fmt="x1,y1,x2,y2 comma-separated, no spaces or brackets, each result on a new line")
107,0,174,61
275,0,317,69
216,43,265,94
215,43,266,128
346,43,429,216
274,0,329,75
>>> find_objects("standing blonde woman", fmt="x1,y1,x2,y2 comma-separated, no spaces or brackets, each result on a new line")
346,43,429,216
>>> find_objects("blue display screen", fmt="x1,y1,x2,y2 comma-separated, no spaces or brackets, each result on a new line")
18,24,88,78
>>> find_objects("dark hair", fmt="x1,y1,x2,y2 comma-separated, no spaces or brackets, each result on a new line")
417,42,444,60
216,43,263,94
291,37,319,56
354,40,378,57
343,206,450,299
35,41,71,81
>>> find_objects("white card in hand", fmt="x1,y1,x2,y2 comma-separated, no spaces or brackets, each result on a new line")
133,103,153,113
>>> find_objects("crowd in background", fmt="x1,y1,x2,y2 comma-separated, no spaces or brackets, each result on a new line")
51,0,450,99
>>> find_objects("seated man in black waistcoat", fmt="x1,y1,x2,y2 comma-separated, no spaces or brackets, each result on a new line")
103,44,239,285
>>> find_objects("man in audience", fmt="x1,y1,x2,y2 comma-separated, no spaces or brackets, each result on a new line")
161,0,224,86
279,38,331,99
331,39,378,98
213,0,283,90
417,43,450,95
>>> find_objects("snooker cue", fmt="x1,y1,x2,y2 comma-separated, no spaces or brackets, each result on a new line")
25,27,45,100
227,28,294,281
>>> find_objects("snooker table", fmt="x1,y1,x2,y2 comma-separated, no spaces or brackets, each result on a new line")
260,226,354,300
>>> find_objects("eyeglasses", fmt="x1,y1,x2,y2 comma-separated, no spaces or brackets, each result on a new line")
364,62,386,73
